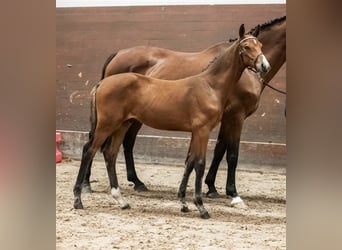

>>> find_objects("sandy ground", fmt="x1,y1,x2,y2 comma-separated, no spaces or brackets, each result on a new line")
56,159,286,250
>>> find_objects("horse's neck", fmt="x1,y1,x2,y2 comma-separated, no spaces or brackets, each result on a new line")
202,42,230,56
203,42,244,101
259,22,286,83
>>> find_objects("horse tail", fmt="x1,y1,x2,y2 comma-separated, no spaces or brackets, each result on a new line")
101,52,117,80
90,53,115,136
89,84,99,141
89,83,111,152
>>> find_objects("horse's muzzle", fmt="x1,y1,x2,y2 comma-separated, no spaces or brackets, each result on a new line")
255,54,271,73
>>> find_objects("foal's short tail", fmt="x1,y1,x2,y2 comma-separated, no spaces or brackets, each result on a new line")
90,52,117,139
89,84,99,141
101,52,117,80
89,82,112,152
88,52,117,152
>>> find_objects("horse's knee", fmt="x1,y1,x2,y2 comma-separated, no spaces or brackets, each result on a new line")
227,153,238,167
194,158,205,176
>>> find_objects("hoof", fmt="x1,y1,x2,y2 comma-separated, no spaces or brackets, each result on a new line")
74,202,84,209
231,201,247,209
134,184,148,192
120,204,131,210
200,211,210,219
206,191,220,198
229,196,247,209
82,185,92,193
181,206,190,213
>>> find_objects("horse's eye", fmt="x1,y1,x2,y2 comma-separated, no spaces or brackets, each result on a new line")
244,45,250,50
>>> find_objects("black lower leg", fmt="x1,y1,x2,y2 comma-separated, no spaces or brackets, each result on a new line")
82,131,94,193
205,139,226,197
73,140,94,209
178,160,194,213
194,158,210,219
122,121,147,192
226,146,239,197
82,160,92,193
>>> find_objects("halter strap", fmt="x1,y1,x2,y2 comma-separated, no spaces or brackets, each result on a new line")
239,36,257,44
239,36,263,73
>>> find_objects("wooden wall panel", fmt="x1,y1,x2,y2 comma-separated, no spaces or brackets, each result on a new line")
56,4,286,143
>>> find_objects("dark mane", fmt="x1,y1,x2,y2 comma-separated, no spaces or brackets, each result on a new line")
228,16,286,42
201,56,218,72
250,16,286,34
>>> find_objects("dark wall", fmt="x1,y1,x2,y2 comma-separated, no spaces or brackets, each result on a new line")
56,4,286,143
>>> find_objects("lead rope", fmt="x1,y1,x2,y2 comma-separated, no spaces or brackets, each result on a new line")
262,80,287,95
247,68,287,95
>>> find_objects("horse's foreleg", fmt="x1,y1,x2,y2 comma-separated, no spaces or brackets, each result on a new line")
193,157,210,219
193,131,210,219
104,124,131,209
205,132,226,198
225,140,246,207
178,159,194,213
223,118,245,207
184,137,193,165
179,131,210,219
82,87,98,193
122,120,148,192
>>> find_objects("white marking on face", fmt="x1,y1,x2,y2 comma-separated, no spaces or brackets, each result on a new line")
261,54,271,71
253,39,257,45
255,54,271,73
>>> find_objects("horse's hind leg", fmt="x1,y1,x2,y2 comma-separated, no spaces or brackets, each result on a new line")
82,131,112,194
103,123,131,209
122,120,148,192
73,129,110,209
81,131,94,193
82,85,98,193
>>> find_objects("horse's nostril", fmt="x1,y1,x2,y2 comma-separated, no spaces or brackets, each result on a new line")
262,64,270,72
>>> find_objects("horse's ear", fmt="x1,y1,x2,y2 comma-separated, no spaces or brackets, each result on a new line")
239,24,245,39
252,25,260,37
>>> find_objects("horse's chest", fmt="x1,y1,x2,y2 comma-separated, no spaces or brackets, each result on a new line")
225,90,260,116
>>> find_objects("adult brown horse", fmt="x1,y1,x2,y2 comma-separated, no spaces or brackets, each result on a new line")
73,24,270,219
82,16,286,207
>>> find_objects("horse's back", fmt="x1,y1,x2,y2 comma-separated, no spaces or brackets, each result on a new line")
105,46,176,77
97,73,142,99
104,44,221,80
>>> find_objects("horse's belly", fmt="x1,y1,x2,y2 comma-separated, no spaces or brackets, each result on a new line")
132,109,192,132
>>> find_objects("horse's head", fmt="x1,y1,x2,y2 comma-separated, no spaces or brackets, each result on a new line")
238,24,271,74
